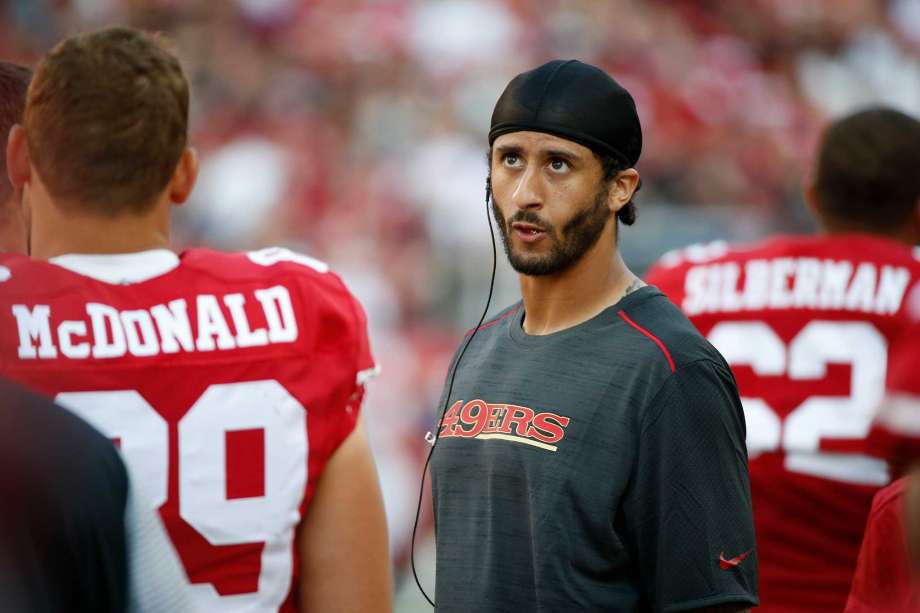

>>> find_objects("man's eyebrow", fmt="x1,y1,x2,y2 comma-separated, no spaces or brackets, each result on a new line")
494,144,523,156
543,148,582,162
493,145,583,160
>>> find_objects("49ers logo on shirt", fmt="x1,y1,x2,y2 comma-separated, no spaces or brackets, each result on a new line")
439,400,571,452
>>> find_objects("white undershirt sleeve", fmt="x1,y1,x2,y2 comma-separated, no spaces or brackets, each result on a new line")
124,484,200,613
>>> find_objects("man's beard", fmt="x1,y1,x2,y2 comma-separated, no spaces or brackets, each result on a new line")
491,184,612,276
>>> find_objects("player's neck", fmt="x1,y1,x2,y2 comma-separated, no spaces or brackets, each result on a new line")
30,197,171,260
518,236,637,336
0,194,28,254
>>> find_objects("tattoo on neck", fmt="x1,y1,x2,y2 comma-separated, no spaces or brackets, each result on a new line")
623,278,644,297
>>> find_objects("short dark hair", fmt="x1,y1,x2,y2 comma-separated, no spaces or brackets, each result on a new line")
0,63,32,204
597,152,640,226
813,107,920,233
25,27,189,216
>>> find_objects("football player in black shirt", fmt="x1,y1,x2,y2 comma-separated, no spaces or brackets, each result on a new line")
429,60,757,613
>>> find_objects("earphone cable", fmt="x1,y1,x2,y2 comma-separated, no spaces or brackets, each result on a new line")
410,180,497,608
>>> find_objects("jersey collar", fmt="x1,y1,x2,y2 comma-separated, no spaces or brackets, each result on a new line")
49,249,180,284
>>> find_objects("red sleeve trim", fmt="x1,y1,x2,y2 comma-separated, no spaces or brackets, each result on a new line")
465,304,522,336
618,310,676,373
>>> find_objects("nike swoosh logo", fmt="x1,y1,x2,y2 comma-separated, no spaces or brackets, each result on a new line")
719,549,753,570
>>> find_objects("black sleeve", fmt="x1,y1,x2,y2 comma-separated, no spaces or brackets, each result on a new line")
0,379,130,613
624,359,758,613
59,426,130,613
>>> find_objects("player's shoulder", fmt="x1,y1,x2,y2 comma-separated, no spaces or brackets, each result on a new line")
463,302,523,338
820,234,920,272
182,246,332,282
0,251,26,269
648,234,920,276
0,253,72,296
870,477,909,517
616,287,726,374
448,302,525,367
0,252,28,287
645,237,762,296
181,246,357,307
647,239,735,276
647,235,821,275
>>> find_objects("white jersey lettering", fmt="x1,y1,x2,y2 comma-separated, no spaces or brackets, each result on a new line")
58,320,90,359
255,286,298,344
11,287,300,361
224,293,269,348
195,294,236,352
150,299,194,354
682,258,911,316
12,304,57,359
88,302,127,359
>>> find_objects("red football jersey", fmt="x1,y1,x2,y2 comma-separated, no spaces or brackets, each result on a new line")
846,477,919,613
851,290,920,612
868,315,920,471
0,247,376,613
646,234,920,612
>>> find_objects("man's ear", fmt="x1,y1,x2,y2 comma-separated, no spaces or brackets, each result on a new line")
7,125,31,191
804,182,821,220
168,147,198,206
607,168,640,214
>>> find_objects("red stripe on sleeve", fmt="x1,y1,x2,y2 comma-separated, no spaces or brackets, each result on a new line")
465,304,523,336
618,310,676,373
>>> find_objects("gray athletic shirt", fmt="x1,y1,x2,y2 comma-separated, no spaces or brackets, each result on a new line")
430,287,758,612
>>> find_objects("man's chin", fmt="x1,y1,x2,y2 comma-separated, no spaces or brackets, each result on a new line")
508,254,565,277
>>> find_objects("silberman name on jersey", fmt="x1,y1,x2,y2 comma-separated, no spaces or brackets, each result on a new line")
11,285,298,360
683,259,912,316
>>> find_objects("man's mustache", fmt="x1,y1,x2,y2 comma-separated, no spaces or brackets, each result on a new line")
506,210,553,233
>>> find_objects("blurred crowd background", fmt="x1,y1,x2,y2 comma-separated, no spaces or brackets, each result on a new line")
4,0,920,609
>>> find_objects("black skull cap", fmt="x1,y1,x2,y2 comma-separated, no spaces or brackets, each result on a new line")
489,59,642,166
